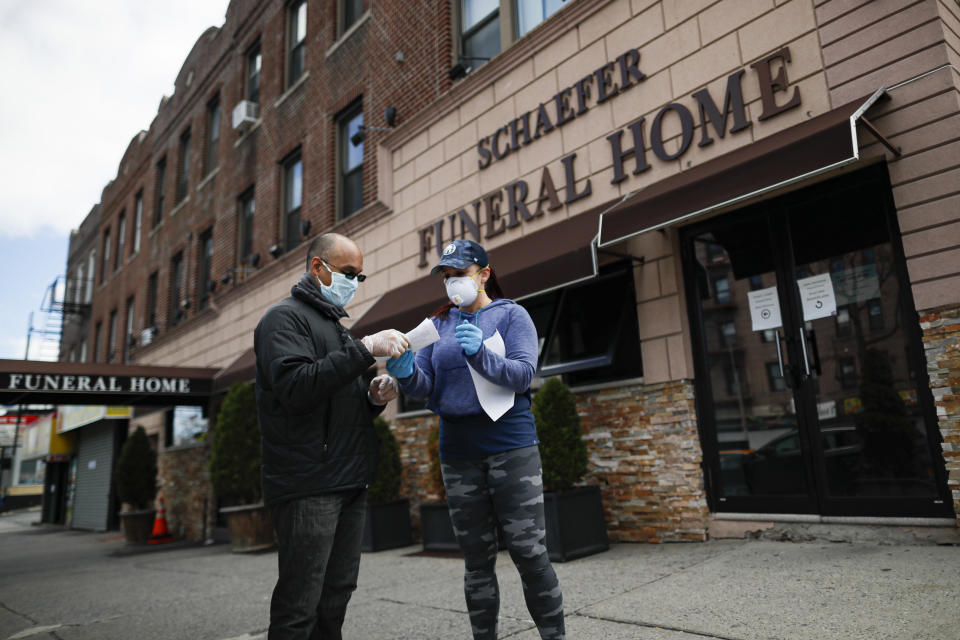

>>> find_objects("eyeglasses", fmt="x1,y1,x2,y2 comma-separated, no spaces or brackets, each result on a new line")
322,259,366,282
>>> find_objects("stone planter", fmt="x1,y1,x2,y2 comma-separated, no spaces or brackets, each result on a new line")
119,509,156,545
419,502,459,552
544,485,609,562
220,503,274,553
362,498,413,552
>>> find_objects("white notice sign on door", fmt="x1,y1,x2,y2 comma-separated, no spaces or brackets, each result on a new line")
748,286,782,331
797,273,837,321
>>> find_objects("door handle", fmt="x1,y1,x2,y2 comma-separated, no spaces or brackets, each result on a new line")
775,331,796,389
798,326,811,377
808,328,822,376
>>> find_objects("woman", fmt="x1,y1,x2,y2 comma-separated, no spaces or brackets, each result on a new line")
386,239,565,640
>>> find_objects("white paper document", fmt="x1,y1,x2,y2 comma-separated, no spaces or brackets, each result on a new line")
467,330,515,421
797,273,837,321
747,286,782,331
374,317,441,362
406,317,441,352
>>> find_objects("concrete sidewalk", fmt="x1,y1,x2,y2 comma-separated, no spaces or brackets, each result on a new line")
1,508,958,640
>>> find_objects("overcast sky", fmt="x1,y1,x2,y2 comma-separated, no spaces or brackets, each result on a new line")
0,0,229,361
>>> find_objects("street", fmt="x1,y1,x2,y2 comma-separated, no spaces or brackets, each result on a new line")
1,509,959,640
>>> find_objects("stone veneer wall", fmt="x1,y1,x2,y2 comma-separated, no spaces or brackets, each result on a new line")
394,379,708,543
157,444,215,541
919,308,960,527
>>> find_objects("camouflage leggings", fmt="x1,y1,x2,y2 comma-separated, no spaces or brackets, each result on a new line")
441,445,565,640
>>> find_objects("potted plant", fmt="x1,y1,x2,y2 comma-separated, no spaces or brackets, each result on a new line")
362,417,414,551
418,422,459,551
115,425,158,544
534,377,609,562
209,382,273,552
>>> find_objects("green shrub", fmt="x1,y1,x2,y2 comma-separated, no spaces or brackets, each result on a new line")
209,382,262,505
427,422,446,501
115,425,157,511
369,417,402,503
533,377,588,492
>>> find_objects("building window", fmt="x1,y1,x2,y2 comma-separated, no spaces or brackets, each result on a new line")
154,156,167,226
283,151,303,250
246,43,261,104
198,228,213,311
713,276,730,304
719,320,736,347
838,356,857,389
133,191,143,254
115,211,126,270
101,228,111,283
519,263,643,387
459,0,500,72
835,306,851,338
339,105,364,219
341,0,363,34
167,405,209,448
86,250,95,301
124,296,135,364
93,321,102,363
766,362,786,392
205,95,221,175
147,271,159,329
516,0,566,37
107,310,118,363
169,251,184,327
238,188,255,268
287,0,307,88
176,129,191,203
75,265,85,306
867,298,883,330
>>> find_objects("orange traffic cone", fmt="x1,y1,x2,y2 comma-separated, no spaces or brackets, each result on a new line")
148,496,175,544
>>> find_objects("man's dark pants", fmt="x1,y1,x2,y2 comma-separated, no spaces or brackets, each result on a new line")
268,489,366,640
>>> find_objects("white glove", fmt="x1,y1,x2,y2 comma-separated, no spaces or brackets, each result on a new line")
361,329,410,358
368,374,399,405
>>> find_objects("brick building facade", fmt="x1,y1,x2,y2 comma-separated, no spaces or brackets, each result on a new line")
60,0,959,542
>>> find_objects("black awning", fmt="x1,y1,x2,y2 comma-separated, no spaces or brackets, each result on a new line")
598,89,889,247
213,347,256,393
349,207,603,338
0,359,219,406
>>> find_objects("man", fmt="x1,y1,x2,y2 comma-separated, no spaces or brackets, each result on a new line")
254,232,409,639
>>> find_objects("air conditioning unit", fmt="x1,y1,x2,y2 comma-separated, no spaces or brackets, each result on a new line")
140,327,156,346
232,100,259,132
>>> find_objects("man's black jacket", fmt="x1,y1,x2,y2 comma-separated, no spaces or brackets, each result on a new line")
254,272,381,505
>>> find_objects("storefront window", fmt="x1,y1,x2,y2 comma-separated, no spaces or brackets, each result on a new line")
520,263,643,386
166,406,209,448
17,458,44,485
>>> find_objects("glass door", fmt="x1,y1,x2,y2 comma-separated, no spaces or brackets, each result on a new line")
683,165,953,517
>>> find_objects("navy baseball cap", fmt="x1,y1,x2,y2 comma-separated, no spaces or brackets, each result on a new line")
430,239,489,275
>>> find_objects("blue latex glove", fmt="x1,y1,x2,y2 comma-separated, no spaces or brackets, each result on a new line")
455,321,483,356
386,349,415,379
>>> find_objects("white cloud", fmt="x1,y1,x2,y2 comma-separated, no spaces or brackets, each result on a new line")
0,0,227,238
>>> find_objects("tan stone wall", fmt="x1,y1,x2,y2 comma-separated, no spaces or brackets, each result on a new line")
814,0,960,312
919,308,960,526
394,378,708,543
157,444,215,541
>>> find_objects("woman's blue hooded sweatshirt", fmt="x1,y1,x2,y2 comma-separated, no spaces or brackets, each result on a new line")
397,298,539,460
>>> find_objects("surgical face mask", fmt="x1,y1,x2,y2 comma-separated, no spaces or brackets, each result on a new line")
316,270,358,308
445,272,481,307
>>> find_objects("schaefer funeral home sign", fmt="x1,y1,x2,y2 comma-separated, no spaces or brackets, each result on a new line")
0,360,217,406
418,46,802,266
